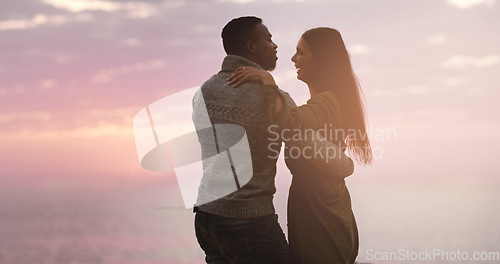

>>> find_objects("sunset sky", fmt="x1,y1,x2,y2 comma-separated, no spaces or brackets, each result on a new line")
1,0,499,262
1,0,499,177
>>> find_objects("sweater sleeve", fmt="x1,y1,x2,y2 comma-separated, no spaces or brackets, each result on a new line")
261,84,341,131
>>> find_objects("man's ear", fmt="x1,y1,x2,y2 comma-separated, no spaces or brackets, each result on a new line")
244,40,257,54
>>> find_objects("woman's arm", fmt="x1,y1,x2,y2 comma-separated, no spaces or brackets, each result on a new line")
228,66,340,131
227,66,284,113
262,84,340,131
228,66,352,177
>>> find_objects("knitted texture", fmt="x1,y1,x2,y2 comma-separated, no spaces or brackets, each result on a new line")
192,55,291,218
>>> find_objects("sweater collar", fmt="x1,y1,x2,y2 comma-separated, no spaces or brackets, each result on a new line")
221,55,264,72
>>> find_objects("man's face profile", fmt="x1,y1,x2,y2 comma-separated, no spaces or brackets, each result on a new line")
251,23,278,71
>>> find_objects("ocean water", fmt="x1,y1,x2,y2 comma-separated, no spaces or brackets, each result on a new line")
1,146,499,264
0,175,204,264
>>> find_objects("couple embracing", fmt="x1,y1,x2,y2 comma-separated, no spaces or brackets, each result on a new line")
192,16,372,264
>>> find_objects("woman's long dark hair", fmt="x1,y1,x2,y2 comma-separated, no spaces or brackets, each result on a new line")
302,27,373,165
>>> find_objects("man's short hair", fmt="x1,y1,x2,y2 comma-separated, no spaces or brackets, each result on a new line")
221,16,263,55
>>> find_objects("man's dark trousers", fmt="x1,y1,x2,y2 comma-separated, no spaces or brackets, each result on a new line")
195,210,291,264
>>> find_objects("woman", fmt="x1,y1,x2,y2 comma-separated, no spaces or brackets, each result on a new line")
228,27,372,264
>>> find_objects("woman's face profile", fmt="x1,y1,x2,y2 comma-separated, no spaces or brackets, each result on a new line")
291,37,315,84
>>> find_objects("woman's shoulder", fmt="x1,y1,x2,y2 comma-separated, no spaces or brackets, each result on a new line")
308,91,337,102
307,91,340,111
307,91,341,126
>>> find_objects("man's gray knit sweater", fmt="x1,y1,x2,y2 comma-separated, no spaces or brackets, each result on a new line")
192,55,288,218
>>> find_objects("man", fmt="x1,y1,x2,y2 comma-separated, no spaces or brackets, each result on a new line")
192,16,291,264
